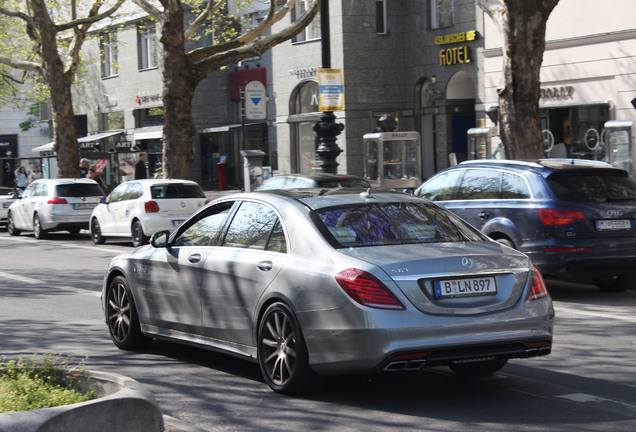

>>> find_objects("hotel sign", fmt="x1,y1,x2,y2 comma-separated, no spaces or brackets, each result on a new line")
435,30,477,66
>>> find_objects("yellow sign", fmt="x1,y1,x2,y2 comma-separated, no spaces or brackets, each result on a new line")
440,46,471,65
318,68,344,111
435,30,477,45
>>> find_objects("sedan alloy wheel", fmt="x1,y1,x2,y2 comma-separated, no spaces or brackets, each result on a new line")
33,214,47,239
106,276,150,350
91,218,105,244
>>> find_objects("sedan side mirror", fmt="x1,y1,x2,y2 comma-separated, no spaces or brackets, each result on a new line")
150,230,171,248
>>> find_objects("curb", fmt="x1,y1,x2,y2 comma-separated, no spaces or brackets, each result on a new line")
0,370,163,432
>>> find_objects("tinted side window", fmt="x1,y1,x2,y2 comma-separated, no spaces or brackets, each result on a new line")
151,184,205,198
123,183,143,200
223,202,282,250
501,172,531,199
456,169,501,200
173,206,232,247
416,170,462,201
108,184,129,203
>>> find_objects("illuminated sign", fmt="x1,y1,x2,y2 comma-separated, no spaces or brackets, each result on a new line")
435,30,477,45
436,30,477,66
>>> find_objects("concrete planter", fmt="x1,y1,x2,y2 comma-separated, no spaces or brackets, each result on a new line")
0,370,163,432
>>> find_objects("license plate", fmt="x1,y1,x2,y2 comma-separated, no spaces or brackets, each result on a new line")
595,219,631,231
73,203,95,210
434,276,497,299
172,219,184,227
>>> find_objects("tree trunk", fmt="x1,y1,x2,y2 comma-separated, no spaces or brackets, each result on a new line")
32,0,80,178
160,5,198,180
497,0,559,160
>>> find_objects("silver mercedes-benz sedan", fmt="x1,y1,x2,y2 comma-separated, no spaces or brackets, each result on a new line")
102,188,554,394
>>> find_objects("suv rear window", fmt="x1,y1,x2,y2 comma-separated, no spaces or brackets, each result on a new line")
151,184,206,199
56,183,104,197
547,171,636,203
314,202,486,248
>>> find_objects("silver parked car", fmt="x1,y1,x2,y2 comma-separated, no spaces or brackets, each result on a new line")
8,178,105,238
102,189,554,394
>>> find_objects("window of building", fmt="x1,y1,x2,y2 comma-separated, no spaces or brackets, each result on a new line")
376,0,387,34
292,0,321,43
101,32,118,78
138,22,159,70
99,111,124,131
430,0,453,29
133,107,164,128
290,81,320,174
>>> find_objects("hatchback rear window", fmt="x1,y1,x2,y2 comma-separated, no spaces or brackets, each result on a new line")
151,185,206,199
313,202,486,248
547,171,636,203
56,183,104,197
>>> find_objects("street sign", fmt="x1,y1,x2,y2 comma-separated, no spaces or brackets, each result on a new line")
94,159,108,173
244,81,267,120
318,68,344,111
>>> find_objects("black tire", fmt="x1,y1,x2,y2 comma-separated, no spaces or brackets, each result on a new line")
105,275,151,350
131,220,148,247
495,238,515,249
593,272,636,292
257,302,320,394
33,213,47,239
449,358,508,377
7,211,20,236
91,218,106,244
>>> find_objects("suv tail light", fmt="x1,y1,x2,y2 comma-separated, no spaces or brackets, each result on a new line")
538,208,585,225
144,201,160,213
528,264,549,301
335,268,405,310
47,197,68,204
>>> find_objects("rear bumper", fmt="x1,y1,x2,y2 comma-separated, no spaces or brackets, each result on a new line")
527,249,636,276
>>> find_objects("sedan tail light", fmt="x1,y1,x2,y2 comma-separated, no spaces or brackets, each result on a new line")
47,197,68,204
528,264,549,301
538,208,585,226
335,268,406,310
145,200,160,213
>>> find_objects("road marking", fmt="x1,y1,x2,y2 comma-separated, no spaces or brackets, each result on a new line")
0,271,41,284
555,305,636,323
558,393,636,415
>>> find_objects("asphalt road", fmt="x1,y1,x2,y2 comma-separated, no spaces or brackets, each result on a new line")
1,230,635,432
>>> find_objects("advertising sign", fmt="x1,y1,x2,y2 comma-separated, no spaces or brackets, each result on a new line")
244,81,267,120
318,68,344,111
94,159,108,173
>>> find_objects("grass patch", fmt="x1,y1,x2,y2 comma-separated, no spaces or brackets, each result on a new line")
0,354,96,413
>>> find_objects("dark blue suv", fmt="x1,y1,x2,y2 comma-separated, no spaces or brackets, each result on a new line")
414,159,636,291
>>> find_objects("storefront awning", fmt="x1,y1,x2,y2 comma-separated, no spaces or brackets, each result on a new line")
134,126,163,140
32,142,55,152
201,122,265,134
78,130,125,143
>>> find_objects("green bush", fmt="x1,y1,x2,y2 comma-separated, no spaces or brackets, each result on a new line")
0,354,96,413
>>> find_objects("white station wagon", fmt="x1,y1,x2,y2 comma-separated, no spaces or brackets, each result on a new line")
90,179,209,246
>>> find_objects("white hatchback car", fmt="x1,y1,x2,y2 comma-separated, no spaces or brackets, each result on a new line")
89,179,208,246
7,178,105,238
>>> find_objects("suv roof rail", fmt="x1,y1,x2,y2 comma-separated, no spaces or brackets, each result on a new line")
537,158,613,167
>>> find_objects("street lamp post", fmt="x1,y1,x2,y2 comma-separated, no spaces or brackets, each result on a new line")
313,0,343,174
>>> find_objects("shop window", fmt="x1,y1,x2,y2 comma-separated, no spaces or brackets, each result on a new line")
376,0,388,34
292,0,321,43
134,107,164,128
138,22,159,70
290,81,320,174
430,0,453,29
101,32,118,78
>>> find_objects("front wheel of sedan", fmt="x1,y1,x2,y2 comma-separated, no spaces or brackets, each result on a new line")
105,275,151,350
257,303,320,394
91,218,106,244
131,220,149,247
33,214,47,239
449,358,508,377
7,211,20,236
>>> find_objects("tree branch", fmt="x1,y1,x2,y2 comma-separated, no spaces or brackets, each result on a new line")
0,54,41,74
55,0,127,32
184,0,225,40
132,0,165,22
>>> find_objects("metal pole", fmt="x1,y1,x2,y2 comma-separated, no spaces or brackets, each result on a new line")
313,0,343,174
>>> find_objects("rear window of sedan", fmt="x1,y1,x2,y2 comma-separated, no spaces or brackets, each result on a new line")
314,202,486,248
151,184,206,199
546,171,636,203
316,178,371,188
56,183,104,197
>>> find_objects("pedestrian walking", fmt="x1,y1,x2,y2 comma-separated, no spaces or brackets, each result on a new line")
88,168,108,192
80,158,89,177
135,153,147,179
14,166,27,191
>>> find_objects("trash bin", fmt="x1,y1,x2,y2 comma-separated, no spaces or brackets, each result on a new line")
240,150,266,192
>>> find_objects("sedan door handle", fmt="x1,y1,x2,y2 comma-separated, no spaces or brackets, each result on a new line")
479,211,489,220
257,261,273,272
188,253,202,263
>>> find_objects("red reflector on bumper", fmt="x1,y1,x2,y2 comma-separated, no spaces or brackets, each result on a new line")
544,247,593,253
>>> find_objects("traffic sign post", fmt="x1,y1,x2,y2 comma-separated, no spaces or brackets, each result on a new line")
244,81,267,121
